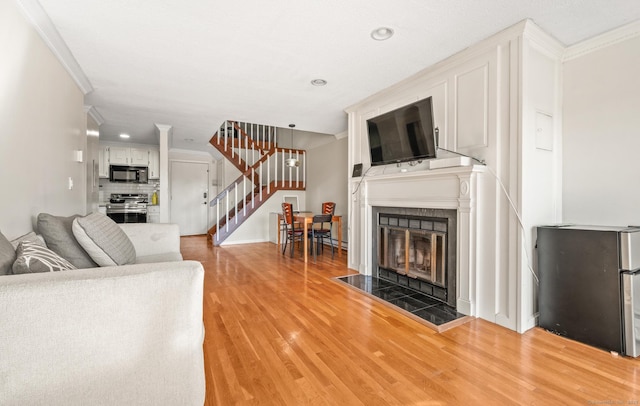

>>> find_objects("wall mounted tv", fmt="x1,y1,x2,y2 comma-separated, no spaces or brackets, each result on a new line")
366,97,437,166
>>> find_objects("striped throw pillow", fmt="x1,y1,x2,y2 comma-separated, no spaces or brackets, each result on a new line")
72,212,136,266
12,240,77,274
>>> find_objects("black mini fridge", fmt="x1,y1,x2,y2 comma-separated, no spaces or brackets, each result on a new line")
537,225,640,356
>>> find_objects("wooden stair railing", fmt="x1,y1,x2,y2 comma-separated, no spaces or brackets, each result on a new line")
208,180,305,245
207,120,306,246
209,121,276,177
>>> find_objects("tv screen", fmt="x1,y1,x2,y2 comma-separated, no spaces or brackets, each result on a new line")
366,97,436,166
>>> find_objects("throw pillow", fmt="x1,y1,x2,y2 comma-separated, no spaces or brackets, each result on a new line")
10,231,47,249
72,212,136,266
12,240,77,274
0,230,16,276
37,213,98,269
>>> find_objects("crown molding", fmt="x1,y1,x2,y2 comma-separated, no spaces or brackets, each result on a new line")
83,105,104,126
563,19,640,61
522,19,565,57
334,130,348,140
15,0,93,94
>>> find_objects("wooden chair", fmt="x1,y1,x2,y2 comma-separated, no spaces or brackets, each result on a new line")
309,212,334,260
281,202,304,257
322,202,336,216
309,214,334,260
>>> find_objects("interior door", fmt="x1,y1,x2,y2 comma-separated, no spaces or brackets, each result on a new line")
170,161,209,236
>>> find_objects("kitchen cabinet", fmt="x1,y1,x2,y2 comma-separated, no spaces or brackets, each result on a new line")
147,205,160,223
130,148,149,166
148,148,160,179
109,147,130,165
110,147,148,166
98,145,110,178
99,144,160,178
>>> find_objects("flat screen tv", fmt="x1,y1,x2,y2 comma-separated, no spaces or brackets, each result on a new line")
366,97,437,166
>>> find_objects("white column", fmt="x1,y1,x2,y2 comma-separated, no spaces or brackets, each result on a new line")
455,173,476,317
155,124,172,223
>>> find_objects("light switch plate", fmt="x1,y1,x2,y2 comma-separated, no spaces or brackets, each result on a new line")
535,111,553,151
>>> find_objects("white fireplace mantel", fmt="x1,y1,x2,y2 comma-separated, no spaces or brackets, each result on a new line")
358,164,486,317
346,20,564,333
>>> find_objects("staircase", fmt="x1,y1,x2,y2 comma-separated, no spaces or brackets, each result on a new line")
208,120,306,245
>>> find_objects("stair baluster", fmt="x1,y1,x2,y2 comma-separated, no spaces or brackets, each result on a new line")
207,120,305,245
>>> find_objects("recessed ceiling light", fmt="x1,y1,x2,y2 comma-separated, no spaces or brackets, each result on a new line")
371,27,394,41
311,79,327,86
119,133,130,139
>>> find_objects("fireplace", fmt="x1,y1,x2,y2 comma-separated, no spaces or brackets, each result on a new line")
373,207,457,308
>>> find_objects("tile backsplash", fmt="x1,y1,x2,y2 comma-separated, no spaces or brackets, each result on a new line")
99,178,160,203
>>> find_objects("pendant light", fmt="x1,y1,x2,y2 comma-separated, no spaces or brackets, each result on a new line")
285,123,300,167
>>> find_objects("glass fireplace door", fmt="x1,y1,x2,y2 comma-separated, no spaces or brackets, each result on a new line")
378,226,446,287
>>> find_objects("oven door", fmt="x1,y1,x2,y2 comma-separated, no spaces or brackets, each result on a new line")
106,209,147,224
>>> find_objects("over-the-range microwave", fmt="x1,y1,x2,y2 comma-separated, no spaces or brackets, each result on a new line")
109,165,148,183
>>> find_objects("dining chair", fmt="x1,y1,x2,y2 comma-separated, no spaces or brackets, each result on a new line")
309,214,334,260
322,202,336,216
281,202,304,257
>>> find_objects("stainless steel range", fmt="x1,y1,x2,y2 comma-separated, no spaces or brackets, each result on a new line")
106,193,148,223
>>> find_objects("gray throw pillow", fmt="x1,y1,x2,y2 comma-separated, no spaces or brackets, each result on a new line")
0,230,16,276
37,213,97,269
10,231,47,249
72,212,136,266
12,240,77,274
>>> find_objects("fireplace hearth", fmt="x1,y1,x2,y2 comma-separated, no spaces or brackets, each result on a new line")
373,207,457,308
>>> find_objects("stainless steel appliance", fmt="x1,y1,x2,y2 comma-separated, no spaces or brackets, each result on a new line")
537,225,640,356
109,165,148,184
106,193,148,223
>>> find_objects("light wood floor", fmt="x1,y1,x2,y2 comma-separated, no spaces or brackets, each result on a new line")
180,236,640,405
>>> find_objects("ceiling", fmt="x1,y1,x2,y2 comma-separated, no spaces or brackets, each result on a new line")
23,0,640,152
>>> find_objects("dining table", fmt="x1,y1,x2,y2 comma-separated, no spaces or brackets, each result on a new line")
276,212,342,263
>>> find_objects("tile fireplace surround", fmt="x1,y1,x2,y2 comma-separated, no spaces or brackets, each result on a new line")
354,163,486,318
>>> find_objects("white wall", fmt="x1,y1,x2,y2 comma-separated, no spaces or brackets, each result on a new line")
0,0,86,239
563,27,640,226
305,133,349,247
222,156,241,188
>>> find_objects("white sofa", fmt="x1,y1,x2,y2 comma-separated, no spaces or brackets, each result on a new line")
0,223,205,406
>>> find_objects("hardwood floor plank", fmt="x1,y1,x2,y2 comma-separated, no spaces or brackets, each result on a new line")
179,237,640,405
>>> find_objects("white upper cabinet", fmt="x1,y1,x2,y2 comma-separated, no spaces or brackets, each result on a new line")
98,145,110,178
99,143,161,179
109,146,130,165
148,148,160,179
130,148,149,166
106,146,153,166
